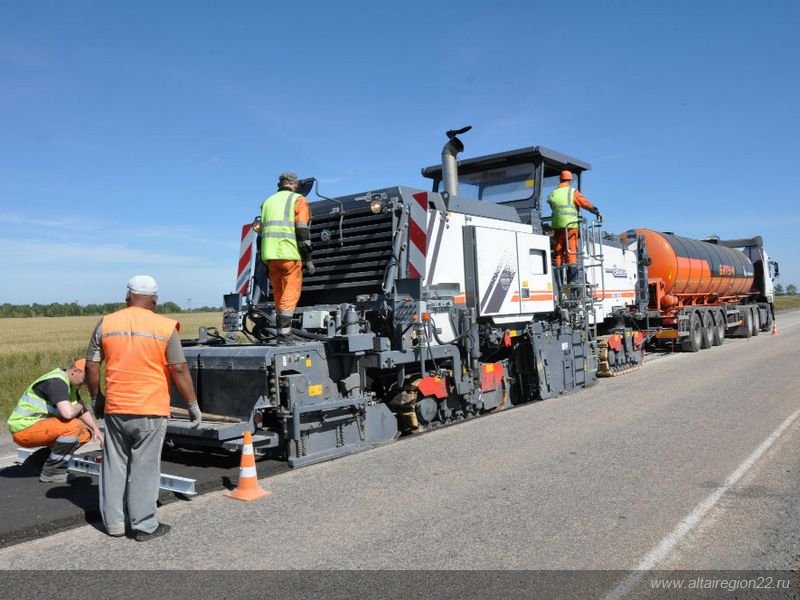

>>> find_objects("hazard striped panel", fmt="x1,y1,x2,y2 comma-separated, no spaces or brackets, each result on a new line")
236,224,256,298
408,192,428,279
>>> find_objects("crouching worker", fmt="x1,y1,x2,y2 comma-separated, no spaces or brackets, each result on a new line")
8,358,103,483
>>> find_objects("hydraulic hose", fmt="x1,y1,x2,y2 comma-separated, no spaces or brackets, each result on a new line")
430,316,470,345
289,327,329,341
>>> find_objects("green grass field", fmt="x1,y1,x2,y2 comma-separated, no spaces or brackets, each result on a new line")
0,312,222,422
775,295,800,311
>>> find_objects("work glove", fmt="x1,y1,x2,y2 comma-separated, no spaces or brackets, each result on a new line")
187,402,202,428
304,260,316,276
92,393,106,419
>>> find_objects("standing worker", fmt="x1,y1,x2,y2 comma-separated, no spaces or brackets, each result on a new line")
547,170,602,281
259,171,313,344
8,358,103,483
85,275,201,541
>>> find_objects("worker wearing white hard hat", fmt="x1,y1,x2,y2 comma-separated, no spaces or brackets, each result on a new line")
85,275,201,540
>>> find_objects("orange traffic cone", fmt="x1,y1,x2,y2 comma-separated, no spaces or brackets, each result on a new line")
771,320,779,336
224,430,271,502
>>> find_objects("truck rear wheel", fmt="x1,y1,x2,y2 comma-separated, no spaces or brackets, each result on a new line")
700,311,714,349
741,308,753,338
761,308,773,332
682,312,702,352
712,310,725,346
751,307,760,336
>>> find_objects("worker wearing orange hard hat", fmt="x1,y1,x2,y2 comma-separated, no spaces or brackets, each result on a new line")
8,358,103,483
547,170,602,269
259,171,313,344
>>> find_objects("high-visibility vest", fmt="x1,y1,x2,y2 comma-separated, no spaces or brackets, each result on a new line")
548,187,580,229
101,307,177,417
8,369,79,433
260,190,301,261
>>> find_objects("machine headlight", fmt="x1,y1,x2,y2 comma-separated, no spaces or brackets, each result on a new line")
252,216,263,233
369,196,385,214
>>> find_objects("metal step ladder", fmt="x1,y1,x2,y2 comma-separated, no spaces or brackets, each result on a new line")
16,448,197,496
551,217,606,380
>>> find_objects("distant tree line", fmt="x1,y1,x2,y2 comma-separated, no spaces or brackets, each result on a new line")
774,284,797,296
0,302,221,318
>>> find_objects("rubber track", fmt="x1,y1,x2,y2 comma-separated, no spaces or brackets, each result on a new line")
597,336,644,378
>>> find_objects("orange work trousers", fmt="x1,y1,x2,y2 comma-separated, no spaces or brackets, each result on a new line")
268,259,303,315
12,416,91,448
553,227,579,266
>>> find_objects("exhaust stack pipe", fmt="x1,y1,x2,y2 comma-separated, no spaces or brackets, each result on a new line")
441,126,472,197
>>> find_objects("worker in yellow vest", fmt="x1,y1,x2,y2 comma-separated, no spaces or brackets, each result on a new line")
259,171,313,344
547,170,602,280
8,358,103,483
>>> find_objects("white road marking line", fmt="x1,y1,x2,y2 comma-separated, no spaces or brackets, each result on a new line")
605,406,800,600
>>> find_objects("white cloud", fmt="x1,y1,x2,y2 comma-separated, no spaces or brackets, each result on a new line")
0,236,238,306
0,210,238,251
0,204,248,306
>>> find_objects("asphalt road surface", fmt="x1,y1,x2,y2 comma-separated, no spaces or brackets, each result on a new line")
1,310,799,599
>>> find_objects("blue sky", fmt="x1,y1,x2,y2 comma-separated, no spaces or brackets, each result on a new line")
1,0,798,307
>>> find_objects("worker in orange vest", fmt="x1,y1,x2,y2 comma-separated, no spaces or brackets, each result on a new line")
259,171,313,344
8,358,103,482
548,170,602,281
85,275,201,541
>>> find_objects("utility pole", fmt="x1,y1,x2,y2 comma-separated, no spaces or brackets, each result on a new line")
187,298,192,312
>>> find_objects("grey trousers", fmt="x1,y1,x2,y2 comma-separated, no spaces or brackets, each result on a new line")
41,435,83,477
100,414,167,535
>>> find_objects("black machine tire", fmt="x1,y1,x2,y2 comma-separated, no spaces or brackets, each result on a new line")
761,308,773,332
700,311,714,349
712,309,725,346
741,307,753,338
415,396,439,425
682,311,702,352
751,306,760,336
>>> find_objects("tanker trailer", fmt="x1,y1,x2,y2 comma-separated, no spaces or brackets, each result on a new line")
628,229,777,352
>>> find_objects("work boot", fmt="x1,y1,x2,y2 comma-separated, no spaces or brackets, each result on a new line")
106,527,126,538
39,470,74,483
39,438,80,482
567,266,579,284
274,314,294,346
134,523,171,542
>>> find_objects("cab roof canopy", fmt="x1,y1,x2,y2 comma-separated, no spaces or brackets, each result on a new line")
421,145,592,182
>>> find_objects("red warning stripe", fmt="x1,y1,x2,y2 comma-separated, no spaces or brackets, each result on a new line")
412,191,428,212
238,246,252,279
237,224,254,296
407,192,429,279
409,219,426,255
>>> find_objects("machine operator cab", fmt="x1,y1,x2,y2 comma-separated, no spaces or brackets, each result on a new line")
421,145,592,237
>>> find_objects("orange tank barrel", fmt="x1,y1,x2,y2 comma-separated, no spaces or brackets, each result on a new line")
634,229,754,302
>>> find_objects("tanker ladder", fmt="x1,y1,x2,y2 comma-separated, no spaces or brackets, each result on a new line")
596,334,644,378
15,447,198,496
